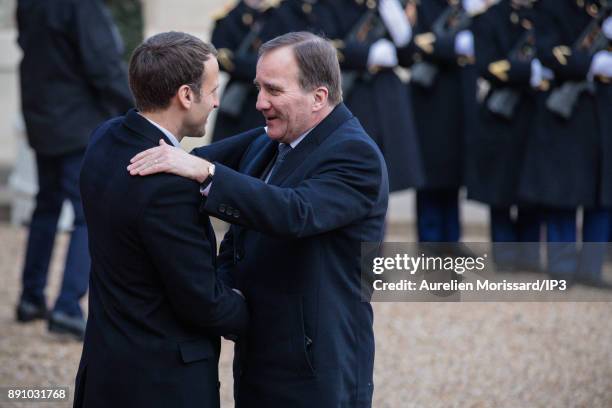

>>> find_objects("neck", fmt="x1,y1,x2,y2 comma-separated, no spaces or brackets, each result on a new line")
307,104,335,134
140,110,184,142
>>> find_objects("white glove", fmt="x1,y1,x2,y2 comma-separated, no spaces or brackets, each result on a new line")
462,0,487,15
542,66,554,81
530,58,543,88
589,50,612,79
455,30,474,58
603,16,612,40
379,0,412,47
367,39,398,68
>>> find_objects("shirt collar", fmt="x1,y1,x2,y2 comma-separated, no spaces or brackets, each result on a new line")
139,113,181,147
264,126,314,149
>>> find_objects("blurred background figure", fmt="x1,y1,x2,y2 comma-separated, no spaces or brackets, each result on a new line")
466,0,544,271
15,0,133,339
519,0,612,287
210,0,272,141
326,0,425,196
397,0,478,243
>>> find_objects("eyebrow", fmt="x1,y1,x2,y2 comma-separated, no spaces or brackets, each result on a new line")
253,79,282,91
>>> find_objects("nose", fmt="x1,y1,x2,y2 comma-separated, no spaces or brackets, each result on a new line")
256,90,270,112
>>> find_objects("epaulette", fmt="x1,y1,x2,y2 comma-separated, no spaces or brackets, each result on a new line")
261,0,284,11
211,1,237,21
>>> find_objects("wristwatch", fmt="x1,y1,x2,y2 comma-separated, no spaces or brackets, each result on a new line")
201,163,215,189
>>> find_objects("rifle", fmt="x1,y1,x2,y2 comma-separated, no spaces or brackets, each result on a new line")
546,6,611,120
486,28,536,120
218,20,263,118
411,3,471,88
341,0,408,97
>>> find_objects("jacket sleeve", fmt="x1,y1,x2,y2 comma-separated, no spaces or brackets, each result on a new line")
74,0,134,114
203,138,385,238
474,12,532,87
535,0,592,81
139,178,248,337
216,226,237,289
191,127,265,170
398,4,463,67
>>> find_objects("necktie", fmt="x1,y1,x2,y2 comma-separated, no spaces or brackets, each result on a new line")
265,143,292,184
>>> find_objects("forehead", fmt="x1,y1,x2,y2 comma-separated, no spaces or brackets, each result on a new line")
202,58,219,84
256,46,299,83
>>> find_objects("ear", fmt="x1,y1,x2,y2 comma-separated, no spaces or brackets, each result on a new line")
312,86,329,112
176,85,193,109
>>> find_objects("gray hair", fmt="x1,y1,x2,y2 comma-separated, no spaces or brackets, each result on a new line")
259,31,342,105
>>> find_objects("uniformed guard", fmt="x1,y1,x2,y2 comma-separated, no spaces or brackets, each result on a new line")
396,0,479,242
519,0,612,287
325,0,426,194
210,0,276,141
466,0,544,271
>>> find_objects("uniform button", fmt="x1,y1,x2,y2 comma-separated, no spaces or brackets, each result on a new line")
219,204,226,214
233,210,240,218
226,207,233,216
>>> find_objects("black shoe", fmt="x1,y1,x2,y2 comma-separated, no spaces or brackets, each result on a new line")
16,299,48,322
576,277,612,290
48,311,86,340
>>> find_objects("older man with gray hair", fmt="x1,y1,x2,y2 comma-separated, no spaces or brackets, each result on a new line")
129,31,389,407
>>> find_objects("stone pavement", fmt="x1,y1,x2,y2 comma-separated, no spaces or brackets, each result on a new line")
0,223,611,407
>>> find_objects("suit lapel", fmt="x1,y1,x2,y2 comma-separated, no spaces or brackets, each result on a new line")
243,136,278,178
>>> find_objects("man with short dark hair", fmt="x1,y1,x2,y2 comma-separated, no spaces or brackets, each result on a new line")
74,31,249,408
129,31,388,407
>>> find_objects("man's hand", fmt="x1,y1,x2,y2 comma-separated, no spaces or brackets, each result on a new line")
127,139,211,183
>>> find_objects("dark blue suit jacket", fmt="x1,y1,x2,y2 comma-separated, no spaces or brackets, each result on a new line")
199,104,389,407
75,110,250,408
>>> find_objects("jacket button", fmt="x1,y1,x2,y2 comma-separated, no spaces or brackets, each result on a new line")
226,207,233,216
233,210,240,218
219,204,226,214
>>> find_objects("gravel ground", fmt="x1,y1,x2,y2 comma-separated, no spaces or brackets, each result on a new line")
0,223,611,408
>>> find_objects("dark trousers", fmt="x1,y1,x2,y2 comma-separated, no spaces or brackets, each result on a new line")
545,207,610,279
20,150,90,317
490,206,541,270
416,189,460,242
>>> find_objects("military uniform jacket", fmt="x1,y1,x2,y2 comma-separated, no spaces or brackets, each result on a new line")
17,0,133,156
327,0,426,192
466,0,539,206
519,0,612,208
211,1,269,141
398,0,470,189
